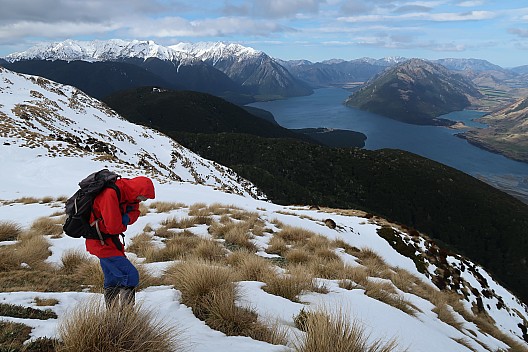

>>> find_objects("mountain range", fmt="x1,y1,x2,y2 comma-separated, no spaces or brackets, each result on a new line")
345,59,483,125
1,39,312,103
0,66,527,351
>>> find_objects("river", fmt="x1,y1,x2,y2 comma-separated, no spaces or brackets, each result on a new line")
248,87,528,203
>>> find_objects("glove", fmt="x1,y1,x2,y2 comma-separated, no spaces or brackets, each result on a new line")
122,213,130,225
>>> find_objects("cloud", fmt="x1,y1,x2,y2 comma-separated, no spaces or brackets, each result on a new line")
392,5,433,14
252,0,322,18
0,20,120,42
126,16,295,38
457,1,484,7
0,0,168,23
508,28,528,38
338,10,495,22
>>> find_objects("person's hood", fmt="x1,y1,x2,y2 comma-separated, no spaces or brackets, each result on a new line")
116,176,155,202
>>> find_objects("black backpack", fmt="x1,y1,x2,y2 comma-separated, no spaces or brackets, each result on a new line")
63,169,121,239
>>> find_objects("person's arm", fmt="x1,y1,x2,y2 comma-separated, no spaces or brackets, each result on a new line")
124,203,140,225
98,189,127,234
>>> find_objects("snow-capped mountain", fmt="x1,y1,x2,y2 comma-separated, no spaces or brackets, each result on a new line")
4,39,196,64
171,42,263,65
0,66,263,199
0,69,527,351
4,39,312,101
171,41,313,98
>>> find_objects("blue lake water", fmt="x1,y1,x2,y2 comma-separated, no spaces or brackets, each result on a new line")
248,87,528,201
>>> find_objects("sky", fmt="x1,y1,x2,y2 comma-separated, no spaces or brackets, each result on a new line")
0,1,528,66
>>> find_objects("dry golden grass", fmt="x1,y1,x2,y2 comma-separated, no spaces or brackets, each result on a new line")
126,233,156,259
307,257,349,280
262,265,314,302
15,196,40,204
266,235,288,255
433,303,464,331
28,216,63,237
14,233,51,268
149,201,185,213
223,223,257,252
285,248,313,264
356,248,392,279
343,266,369,287
164,259,235,319
293,308,399,352
139,203,149,216
363,279,418,317
227,251,275,282
303,235,331,252
60,249,92,274
34,297,59,306
57,299,182,352
146,233,201,262
162,216,201,229
0,221,22,241
276,226,316,245
192,238,227,262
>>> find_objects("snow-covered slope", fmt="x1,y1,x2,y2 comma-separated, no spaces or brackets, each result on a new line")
0,69,527,351
4,39,196,64
0,67,263,199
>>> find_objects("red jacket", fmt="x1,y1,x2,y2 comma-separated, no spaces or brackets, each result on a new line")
85,176,155,258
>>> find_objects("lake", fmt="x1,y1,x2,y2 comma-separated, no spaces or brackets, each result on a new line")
248,87,528,203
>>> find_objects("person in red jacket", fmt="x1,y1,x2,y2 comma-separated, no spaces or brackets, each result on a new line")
86,175,155,308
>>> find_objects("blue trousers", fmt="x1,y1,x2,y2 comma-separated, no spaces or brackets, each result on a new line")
99,256,139,288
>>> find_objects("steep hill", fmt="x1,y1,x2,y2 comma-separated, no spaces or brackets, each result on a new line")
2,59,176,99
460,96,528,162
345,59,483,125
103,87,313,141
0,66,262,198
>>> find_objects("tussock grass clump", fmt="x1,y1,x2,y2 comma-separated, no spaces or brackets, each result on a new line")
308,258,349,280
356,248,392,279
146,232,202,262
35,297,59,306
223,223,257,252
60,249,92,274
0,302,57,320
293,308,399,352
0,220,22,241
0,321,32,349
165,259,283,345
227,251,275,281
126,233,156,259
28,216,64,237
433,303,464,331
276,226,316,245
57,299,181,352
165,259,235,319
262,265,314,302
149,201,185,213
14,233,51,268
285,248,312,264
266,235,288,255
192,239,227,262
363,280,418,317
162,216,203,229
